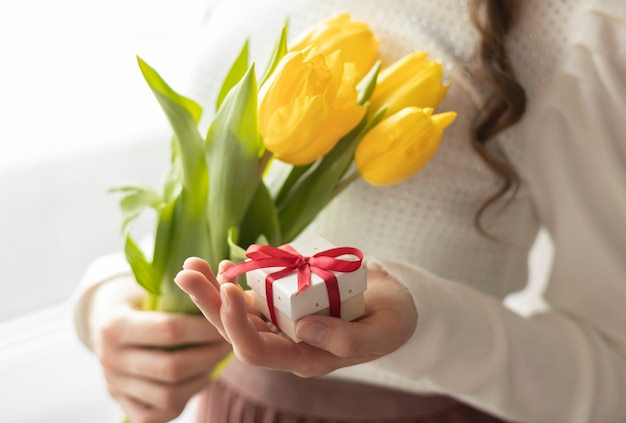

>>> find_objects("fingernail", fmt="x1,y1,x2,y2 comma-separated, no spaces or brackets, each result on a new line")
296,321,327,344
220,286,230,310
173,275,186,291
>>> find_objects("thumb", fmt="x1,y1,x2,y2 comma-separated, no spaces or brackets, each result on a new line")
174,268,223,331
295,315,382,358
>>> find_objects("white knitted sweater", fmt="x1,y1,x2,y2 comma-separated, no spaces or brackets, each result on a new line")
75,1,626,421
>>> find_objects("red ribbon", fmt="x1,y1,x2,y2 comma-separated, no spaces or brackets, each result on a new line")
221,243,363,326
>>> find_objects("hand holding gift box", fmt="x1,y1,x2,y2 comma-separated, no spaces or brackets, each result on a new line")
110,13,455,315
222,234,366,342
102,12,455,423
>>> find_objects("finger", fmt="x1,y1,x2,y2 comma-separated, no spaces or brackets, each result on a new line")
183,257,220,289
219,284,316,370
220,284,381,377
217,260,236,284
106,367,210,412
295,315,385,358
175,269,225,335
109,342,231,384
102,308,223,348
296,272,416,358
219,283,267,358
105,373,209,422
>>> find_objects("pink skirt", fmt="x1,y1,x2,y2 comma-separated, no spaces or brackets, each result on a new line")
195,359,511,423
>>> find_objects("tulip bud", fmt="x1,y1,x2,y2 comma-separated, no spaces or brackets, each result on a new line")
355,107,456,186
369,52,450,118
259,49,366,166
290,13,378,79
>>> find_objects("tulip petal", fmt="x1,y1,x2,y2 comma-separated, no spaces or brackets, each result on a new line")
260,40,366,165
431,111,457,129
372,52,429,99
355,107,455,186
369,53,450,117
310,50,343,104
279,104,366,165
356,108,426,164
290,13,378,78
263,95,327,156
260,56,312,135
360,138,440,186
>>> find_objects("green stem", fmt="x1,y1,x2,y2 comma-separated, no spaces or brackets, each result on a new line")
143,293,159,311
331,170,361,201
258,149,273,176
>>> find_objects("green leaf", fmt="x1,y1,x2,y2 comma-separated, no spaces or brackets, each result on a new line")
109,183,162,235
227,227,250,290
273,162,313,205
238,181,281,248
205,65,261,264
227,227,247,263
124,235,159,295
137,57,207,207
357,61,381,105
259,22,289,87
163,136,183,203
137,56,202,124
151,197,178,286
216,40,249,111
277,121,367,242
154,194,210,314
360,105,387,134
135,57,212,314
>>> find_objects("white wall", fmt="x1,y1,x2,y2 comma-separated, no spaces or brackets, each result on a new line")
0,0,210,322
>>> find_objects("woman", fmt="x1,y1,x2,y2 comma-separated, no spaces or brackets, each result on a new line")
75,0,626,422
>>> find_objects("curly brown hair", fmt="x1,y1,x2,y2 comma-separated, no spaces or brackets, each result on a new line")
468,0,527,237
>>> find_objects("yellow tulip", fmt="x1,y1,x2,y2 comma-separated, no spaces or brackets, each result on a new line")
259,48,366,166
355,107,456,186
290,13,378,79
369,52,450,118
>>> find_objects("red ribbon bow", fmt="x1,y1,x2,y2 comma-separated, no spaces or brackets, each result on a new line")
222,243,363,326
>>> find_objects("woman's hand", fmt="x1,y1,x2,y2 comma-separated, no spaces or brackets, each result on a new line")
89,276,231,423
175,259,417,378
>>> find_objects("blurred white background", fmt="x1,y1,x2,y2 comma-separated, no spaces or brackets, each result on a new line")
0,0,213,321
0,0,211,421
0,0,554,421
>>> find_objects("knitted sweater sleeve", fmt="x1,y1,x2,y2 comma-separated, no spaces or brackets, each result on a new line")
341,5,626,422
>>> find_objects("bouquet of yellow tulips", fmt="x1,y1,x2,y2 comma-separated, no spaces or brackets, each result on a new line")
111,13,456,314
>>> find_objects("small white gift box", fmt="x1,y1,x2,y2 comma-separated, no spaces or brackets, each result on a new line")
239,234,367,342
